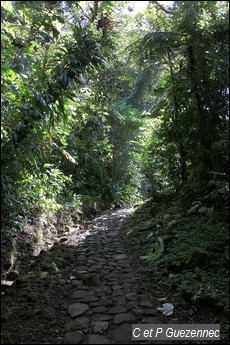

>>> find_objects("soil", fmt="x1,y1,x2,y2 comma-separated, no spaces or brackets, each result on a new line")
1,206,227,344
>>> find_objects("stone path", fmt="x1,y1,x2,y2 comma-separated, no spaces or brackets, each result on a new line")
2,208,167,344
60,208,163,344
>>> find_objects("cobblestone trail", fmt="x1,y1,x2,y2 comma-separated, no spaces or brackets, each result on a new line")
2,208,166,344
61,208,162,344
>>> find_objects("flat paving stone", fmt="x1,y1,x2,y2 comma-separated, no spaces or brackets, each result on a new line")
92,306,108,313
77,266,89,271
111,323,133,344
99,298,114,306
65,317,89,331
63,331,84,344
91,314,113,321
91,321,109,334
108,306,127,314
71,290,94,299
112,290,125,297
140,300,153,307
112,254,128,260
114,296,126,305
68,303,90,317
113,313,136,325
88,334,111,344
82,296,99,303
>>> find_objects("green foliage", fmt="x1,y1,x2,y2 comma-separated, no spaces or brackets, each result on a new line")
1,0,145,229
140,237,164,261
153,216,228,305
1,1,229,235
128,196,229,319
128,0,229,198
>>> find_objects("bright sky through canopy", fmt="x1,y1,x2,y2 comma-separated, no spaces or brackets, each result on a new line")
131,1,148,13
131,1,173,14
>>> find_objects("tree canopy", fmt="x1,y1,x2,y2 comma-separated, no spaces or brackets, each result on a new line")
1,0,229,225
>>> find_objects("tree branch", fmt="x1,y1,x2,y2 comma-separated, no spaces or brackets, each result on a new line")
150,1,174,15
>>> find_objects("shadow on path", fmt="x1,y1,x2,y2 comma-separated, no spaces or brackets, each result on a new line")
1,208,167,344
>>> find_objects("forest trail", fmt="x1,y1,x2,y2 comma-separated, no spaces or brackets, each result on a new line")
1,208,167,344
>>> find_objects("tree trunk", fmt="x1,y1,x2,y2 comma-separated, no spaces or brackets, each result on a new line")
187,43,212,181
168,51,187,183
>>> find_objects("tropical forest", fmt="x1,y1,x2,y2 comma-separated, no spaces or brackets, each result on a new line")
1,1,229,344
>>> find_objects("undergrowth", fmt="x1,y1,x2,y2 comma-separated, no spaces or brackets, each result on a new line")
124,193,229,342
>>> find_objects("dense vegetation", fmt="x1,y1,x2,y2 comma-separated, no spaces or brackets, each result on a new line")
1,1,229,338
1,0,229,224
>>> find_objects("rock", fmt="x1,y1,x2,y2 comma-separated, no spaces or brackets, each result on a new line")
123,278,135,284
91,314,113,321
76,270,88,275
65,317,89,331
125,292,137,301
100,298,113,306
114,296,126,306
133,308,144,316
90,302,100,307
143,308,158,316
91,321,109,334
63,331,84,344
112,254,127,260
88,334,110,344
140,300,153,307
77,265,89,271
68,303,90,318
71,290,94,299
112,290,124,297
82,274,98,287
108,306,127,314
75,285,90,290
92,306,107,313
127,301,137,310
96,285,112,295
142,316,161,323
82,295,99,303
111,323,133,343
113,313,136,324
